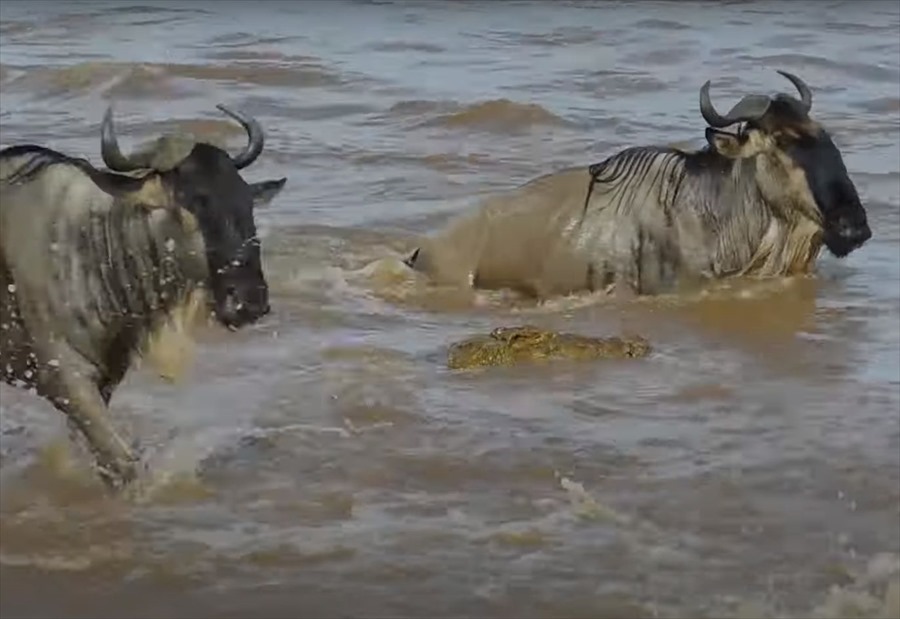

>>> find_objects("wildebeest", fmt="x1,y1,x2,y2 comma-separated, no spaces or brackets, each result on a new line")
403,70,872,299
0,104,286,489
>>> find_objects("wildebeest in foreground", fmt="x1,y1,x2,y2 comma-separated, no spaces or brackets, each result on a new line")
404,70,872,298
0,104,286,489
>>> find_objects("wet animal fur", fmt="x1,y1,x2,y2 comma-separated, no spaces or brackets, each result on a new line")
405,101,858,299
0,145,215,486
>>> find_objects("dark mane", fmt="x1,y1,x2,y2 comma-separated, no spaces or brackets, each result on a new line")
581,145,690,222
0,143,148,194
585,143,738,195
587,145,681,180
1,144,89,184
587,142,737,181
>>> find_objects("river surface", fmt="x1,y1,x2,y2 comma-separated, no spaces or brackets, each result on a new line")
1,1,899,618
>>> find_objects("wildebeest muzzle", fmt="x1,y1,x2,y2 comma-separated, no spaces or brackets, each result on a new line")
212,264,270,329
823,207,872,258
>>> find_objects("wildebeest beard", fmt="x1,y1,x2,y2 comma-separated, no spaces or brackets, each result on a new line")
779,132,872,258
699,73,872,260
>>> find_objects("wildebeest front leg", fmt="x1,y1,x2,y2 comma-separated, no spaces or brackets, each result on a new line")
60,378,138,489
39,348,139,490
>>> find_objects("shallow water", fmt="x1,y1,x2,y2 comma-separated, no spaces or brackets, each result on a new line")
1,1,899,618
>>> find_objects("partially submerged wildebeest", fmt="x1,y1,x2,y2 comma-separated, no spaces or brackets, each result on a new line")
404,70,872,298
0,104,286,489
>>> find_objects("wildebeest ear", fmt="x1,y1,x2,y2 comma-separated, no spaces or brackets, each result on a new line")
705,127,744,158
250,177,287,209
705,127,771,159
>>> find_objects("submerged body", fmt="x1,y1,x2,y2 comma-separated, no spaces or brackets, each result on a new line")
0,105,286,489
409,155,822,298
406,71,872,299
447,325,652,370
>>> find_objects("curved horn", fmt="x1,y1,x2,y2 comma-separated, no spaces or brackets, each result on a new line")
216,104,264,170
776,70,812,113
699,79,773,128
699,80,731,128
100,106,141,172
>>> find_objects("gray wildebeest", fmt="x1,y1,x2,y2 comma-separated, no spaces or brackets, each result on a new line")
403,70,872,299
0,104,287,490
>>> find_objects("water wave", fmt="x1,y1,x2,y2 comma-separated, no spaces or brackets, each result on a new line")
620,46,697,67
739,53,899,82
202,32,301,48
366,40,446,53
204,49,323,63
570,71,670,97
0,20,33,37
851,97,900,114
631,18,692,31
419,99,569,133
716,553,900,619
504,27,599,47
3,62,183,99
386,99,464,118
2,60,342,100
346,148,498,175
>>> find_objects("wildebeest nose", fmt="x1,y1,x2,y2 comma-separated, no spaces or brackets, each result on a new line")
837,214,871,242
856,225,872,244
842,221,871,242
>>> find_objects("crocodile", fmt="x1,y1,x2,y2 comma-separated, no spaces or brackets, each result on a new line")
447,325,651,369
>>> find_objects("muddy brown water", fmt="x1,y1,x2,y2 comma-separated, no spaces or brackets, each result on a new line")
1,1,899,618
